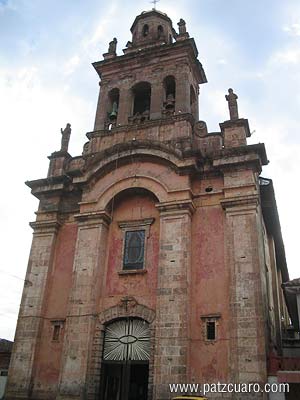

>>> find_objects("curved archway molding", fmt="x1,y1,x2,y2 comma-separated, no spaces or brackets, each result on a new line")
86,300,155,400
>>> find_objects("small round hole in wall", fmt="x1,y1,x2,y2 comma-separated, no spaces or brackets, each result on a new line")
205,187,213,193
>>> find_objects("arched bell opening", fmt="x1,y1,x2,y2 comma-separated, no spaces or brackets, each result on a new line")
157,25,164,40
129,82,151,124
106,88,120,129
163,75,176,116
142,24,149,37
100,318,150,400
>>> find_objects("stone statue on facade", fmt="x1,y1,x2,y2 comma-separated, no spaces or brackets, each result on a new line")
60,123,71,152
225,88,239,120
178,19,187,34
108,37,117,54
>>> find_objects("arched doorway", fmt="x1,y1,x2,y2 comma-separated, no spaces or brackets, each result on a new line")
100,318,150,400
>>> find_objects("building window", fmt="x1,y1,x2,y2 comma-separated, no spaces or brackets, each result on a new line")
51,320,65,342
200,314,221,343
123,230,145,270
0,370,8,376
206,321,216,340
52,325,60,341
118,218,154,273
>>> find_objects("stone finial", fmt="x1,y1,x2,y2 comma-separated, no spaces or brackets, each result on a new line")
108,37,117,54
60,123,71,152
225,88,239,120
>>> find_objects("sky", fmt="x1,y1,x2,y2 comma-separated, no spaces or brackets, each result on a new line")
0,0,300,341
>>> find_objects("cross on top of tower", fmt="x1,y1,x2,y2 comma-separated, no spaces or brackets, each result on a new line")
150,0,160,10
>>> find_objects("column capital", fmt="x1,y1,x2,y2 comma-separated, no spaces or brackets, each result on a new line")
220,194,259,213
155,199,195,217
74,210,111,227
30,219,62,234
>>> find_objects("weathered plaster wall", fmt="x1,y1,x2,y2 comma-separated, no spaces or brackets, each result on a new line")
32,223,78,398
101,191,160,311
190,202,229,383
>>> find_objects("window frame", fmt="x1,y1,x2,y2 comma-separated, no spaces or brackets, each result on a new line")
200,314,221,344
50,319,65,342
118,218,154,274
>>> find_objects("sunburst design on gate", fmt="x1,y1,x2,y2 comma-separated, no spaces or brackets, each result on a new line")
103,318,150,361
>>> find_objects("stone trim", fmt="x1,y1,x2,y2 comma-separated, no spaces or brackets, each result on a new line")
29,220,61,234
118,217,154,229
87,112,194,139
200,314,221,345
118,218,154,273
220,194,259,211
118,269,147,276
155,199,195,216
74,210,111,227
86,301,155,400
220,118,251,137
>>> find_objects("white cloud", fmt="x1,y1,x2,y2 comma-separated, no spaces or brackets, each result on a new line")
63,54,80,75
273,47,300,64
283,22,300,36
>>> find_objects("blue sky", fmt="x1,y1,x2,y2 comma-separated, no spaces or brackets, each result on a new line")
0,0,300,340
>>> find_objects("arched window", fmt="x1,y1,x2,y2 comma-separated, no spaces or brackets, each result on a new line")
157,25,164,39
130,81,151,123
142,24,149,37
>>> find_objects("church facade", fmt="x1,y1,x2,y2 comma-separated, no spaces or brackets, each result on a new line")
5,9,300,400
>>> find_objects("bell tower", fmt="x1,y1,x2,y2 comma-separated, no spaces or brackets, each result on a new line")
92,9,206,140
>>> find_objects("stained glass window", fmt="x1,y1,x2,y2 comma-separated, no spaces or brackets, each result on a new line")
123,230,145,270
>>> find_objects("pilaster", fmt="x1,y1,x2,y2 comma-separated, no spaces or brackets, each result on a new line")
57,211,110,400
5,220,60,400
94,84,108,131
221,195,268,399
175,71,191,114
150,81,163,120
117,86,133,126
153,200,194,400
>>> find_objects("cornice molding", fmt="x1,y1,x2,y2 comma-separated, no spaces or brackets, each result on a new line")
74,210,111,226
30,220,62,234
156,199,195,216
220,194,259,211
